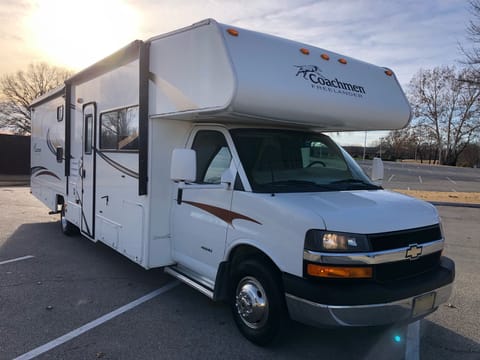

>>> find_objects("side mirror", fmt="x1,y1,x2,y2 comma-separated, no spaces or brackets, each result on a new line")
170,149,196,182
371,157,384,183
56,146,63,163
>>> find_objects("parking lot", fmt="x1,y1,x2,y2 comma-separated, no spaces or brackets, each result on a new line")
1,187,479,360
358,160,480,193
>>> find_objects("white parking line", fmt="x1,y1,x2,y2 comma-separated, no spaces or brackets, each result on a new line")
405,321,420,360
388,174,395,182
418,176,423,184
14,281,180,360
0,255,34,266
446,177,457,185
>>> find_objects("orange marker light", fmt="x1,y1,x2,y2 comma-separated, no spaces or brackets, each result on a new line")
307,264,373,279
300,48,310,55
227,28,239,36
321,53,330,60
385,70,393,76
338,58,347,64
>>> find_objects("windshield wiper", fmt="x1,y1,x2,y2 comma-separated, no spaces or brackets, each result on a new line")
329,179,382,189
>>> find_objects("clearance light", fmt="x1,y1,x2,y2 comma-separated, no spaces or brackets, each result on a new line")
338,58,347,64
300,48,310,55
227,28,239,36
321,53,330,60
385,70,393,76
307,264,373,278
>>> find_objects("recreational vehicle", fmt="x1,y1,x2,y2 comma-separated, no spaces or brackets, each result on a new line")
30,19,455,344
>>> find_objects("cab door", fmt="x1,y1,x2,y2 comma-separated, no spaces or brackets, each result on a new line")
81,103,96,237
171,129,235,281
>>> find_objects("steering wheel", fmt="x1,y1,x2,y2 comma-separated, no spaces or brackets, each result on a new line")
307,161,326,168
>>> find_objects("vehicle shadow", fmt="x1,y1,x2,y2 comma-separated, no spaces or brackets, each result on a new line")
421,319,480,360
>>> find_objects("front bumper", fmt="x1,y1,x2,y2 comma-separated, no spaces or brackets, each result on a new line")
284,256,455,327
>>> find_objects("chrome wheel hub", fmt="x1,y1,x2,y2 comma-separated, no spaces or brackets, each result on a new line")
235,276,268,329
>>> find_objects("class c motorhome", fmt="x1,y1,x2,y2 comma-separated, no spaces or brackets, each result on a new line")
30,19,454,344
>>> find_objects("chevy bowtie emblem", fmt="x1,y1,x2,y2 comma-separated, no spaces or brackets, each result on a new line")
406,244,423,260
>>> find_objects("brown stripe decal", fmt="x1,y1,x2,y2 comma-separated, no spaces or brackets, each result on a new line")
183,201,261,227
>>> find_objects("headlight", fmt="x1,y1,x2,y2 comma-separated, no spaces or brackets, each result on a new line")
305,230,370,252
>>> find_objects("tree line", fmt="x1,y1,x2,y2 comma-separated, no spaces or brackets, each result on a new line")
1,2,480,167
379,1,480,167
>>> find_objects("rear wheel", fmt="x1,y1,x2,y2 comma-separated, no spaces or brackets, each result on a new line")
60,206,79,236
230,258,285,345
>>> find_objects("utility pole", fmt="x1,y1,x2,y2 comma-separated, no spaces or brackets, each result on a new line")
363,131,367,160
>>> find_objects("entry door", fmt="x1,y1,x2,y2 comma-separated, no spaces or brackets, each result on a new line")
172,129,234,281
81,103,96,237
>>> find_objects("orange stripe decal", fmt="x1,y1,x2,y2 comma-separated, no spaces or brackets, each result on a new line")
183,201,261,227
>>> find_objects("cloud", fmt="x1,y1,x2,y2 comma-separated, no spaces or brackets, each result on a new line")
0,0,471,145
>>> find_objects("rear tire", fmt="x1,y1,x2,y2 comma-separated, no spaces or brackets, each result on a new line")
230,258,285,346
60,206,79,236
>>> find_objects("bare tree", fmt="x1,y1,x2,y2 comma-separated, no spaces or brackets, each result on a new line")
0,63,72,134
460,0,480,84
408,66,480,166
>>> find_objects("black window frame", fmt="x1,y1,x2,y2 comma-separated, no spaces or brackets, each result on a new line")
84,114,93,155
57,105,64,122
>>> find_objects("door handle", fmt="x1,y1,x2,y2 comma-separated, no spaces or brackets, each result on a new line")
82,169,86,178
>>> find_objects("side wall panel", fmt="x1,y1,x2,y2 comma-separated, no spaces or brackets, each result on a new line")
67,59,151,266
146,118,192,267
31,95,66,211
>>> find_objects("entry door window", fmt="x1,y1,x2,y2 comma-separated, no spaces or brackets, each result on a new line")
191,131,232,184
84,114,93,154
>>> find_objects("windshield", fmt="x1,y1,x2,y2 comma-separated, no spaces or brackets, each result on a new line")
230,129,381,193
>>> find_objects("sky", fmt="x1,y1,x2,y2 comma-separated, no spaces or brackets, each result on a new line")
0,0,471,145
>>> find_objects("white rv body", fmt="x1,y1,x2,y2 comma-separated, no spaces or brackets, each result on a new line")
31,19,454,344
31,88,66,210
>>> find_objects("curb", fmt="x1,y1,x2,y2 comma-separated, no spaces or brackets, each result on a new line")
429,201,480,209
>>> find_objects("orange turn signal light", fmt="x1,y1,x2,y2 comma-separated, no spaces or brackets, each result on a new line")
338,58,347,65
227,28,239,36
300,48,310,55
321,53,330,61
385,70,393,76
307,264,373,279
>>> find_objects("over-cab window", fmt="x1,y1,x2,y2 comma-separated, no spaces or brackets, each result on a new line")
100,106,139,151
191,131,232,184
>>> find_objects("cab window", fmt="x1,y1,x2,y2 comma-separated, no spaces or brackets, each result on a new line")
191,131,232,184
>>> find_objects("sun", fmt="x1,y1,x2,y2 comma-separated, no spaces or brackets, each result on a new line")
27,0,140,70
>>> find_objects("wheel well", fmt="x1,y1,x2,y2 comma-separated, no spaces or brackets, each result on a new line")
229,245,281,277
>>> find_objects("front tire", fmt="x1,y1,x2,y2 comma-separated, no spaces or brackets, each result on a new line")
230,259,285,345
60,206,79,236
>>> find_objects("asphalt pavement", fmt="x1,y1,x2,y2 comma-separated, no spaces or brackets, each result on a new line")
0,187,479,360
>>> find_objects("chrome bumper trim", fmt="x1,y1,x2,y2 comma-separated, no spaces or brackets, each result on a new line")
285,283,452,327
303,239,444,265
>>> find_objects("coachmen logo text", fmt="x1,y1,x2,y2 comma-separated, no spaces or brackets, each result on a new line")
294,65,366,98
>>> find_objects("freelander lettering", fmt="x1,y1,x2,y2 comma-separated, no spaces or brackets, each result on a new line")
294,65,366,97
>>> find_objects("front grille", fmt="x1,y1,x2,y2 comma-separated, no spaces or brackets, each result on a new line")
375,251,441,282
368,225,442,252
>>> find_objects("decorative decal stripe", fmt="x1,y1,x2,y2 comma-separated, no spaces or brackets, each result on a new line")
31,166,61,180
35,170,61,180
31,166,47,175
183,201,261,227
97,151,139,179
46,129,57,156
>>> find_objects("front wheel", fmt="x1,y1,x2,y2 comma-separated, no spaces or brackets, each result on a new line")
230,259,285,345
60,206,79,236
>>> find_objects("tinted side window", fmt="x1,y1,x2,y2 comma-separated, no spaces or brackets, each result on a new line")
100,106,139,151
